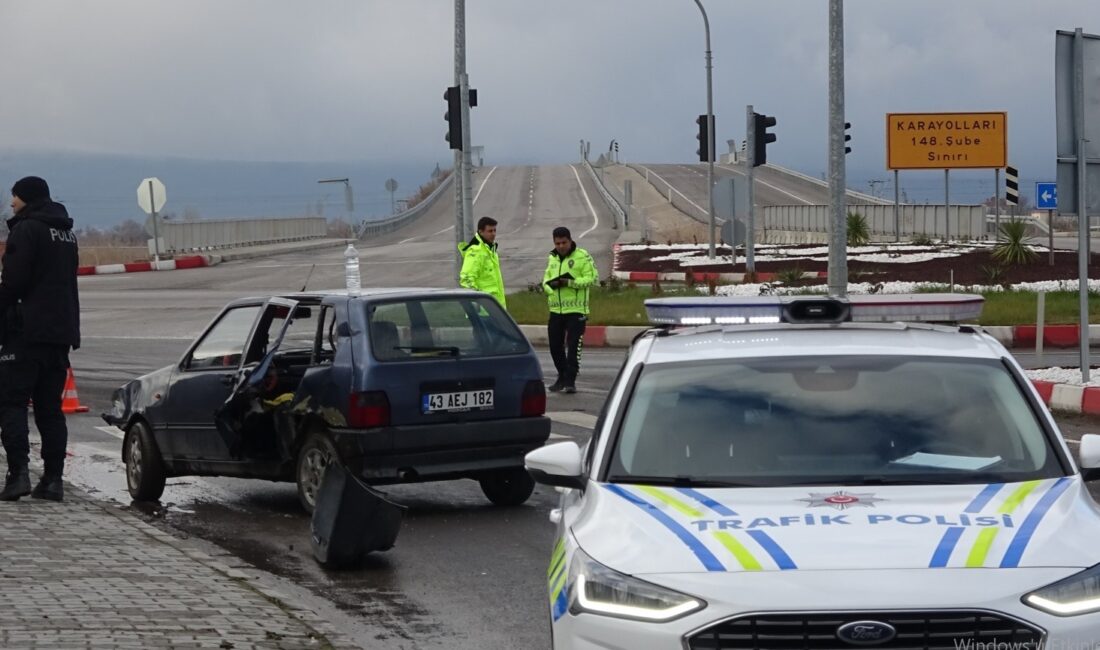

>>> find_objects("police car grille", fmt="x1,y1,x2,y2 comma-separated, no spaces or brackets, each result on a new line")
687,611,1044,650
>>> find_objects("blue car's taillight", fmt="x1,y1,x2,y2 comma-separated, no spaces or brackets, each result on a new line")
349,391,390,428
521,381,546,417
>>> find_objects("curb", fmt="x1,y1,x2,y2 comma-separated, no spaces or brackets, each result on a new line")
520,324,647,348
77,254,213,276
1031,380,1100,416
612,269,827,283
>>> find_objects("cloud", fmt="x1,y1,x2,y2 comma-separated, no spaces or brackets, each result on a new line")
0,0,1092,176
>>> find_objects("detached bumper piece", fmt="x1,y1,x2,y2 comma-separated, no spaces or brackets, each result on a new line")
310,461,405,569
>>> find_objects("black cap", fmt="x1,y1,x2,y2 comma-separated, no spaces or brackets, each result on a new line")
12,176,50,204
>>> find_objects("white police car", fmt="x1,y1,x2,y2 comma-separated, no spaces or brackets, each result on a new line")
526,294,1100,649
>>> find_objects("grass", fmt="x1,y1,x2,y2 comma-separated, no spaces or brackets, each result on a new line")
506,286,1100,327
508,285,698,326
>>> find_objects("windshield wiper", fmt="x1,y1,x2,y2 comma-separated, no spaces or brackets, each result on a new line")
393,345,460,357
608,475,760,488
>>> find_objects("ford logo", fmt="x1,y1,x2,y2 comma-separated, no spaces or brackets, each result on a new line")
836,620,897,646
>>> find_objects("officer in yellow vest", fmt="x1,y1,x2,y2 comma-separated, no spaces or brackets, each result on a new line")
458,216,506,309
542,227,597,393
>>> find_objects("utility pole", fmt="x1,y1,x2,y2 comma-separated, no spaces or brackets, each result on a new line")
827,0,848,298
453,0,472,281
745,105,757,273
693,0,717,259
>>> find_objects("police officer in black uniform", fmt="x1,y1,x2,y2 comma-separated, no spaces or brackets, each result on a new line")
0,176,80,501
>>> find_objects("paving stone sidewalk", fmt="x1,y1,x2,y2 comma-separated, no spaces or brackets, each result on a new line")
0,459,358,649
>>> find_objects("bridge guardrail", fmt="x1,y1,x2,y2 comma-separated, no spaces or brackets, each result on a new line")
626,163,718,226
357,173,455,239
763,204,986,241
159,217,327,254
582,160,627,230
762,163,892,206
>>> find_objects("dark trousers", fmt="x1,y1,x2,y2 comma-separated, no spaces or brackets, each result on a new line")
0,343,70,476
548,312,586,385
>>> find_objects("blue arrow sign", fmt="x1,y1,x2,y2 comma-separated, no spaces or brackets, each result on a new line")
1036,182,1057,210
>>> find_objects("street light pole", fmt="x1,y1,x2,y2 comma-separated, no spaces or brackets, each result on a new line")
693,0,716,259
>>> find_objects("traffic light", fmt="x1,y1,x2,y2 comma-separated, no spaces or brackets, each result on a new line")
752,112,777,167
444,86,462,150
696,114,714,162
844,121,852,155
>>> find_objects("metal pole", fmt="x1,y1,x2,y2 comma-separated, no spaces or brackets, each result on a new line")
694,0,716,259
1037,291,1046,363
944,169,950,241
452,0,466,281
1049,209,1055,266
745,105,756,273
1074,28,1090,382
460,70,475,238
994,168,1001,239
827,0,847,297
148,180,160,264
893,169,900,242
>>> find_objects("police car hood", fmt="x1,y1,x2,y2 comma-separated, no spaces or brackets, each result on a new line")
574,479,1100,575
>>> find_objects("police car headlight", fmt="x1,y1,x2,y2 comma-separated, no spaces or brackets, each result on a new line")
568,548,705,622
1024,564,1100,616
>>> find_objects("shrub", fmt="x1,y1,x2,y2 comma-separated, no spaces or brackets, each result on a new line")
992,220,1038,265
911,233,934,246
980,263,1008,288
847,211,871,246
776,267,805,285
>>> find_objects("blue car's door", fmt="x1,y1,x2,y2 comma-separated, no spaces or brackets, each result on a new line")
163,299,297,462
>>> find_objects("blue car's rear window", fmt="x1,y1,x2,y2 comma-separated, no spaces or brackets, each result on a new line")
366,296,528,360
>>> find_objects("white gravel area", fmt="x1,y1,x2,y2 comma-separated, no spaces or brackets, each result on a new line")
1025,368,1100,386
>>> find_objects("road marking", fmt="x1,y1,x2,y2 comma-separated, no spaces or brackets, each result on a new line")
547,411,598,430
548,433,570,441
1064,439,1081,445
473,165,497,204
399,166,497,243
96,425,125,440
569,164,600,239
718,163,814,205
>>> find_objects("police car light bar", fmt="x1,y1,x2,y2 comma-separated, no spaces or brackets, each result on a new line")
644,294,983,326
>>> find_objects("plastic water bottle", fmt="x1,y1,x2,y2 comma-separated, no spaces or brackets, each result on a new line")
343,243,361,294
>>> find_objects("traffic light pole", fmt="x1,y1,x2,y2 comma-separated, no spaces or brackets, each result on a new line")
460,71,475,238
745,105,756,273
693,0,716,259
827,0,848,298
453,0,467,281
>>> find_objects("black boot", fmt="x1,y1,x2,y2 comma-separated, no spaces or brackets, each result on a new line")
547,379,564,392
0,467,31,501
31,475,64,502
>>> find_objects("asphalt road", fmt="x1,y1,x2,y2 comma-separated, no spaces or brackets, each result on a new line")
640,162,886,209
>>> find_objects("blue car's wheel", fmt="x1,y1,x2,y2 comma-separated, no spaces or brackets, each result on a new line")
125,420,166,502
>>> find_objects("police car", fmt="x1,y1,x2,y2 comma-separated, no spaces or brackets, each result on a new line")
525,294,1100,649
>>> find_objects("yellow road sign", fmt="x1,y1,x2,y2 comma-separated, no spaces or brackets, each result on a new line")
886,112,1007,170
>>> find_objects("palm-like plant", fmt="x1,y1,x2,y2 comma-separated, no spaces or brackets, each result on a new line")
847,212,871,246
992,220,1037,265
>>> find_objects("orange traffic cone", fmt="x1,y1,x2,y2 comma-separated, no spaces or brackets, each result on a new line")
61,368,89,414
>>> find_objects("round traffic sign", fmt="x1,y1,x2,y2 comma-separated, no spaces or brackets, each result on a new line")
137,177,167,215
384,178,398,193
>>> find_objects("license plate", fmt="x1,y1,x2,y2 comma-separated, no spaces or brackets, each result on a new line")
422,389,494,414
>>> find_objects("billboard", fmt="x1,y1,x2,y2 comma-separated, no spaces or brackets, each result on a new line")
886,112,1007,170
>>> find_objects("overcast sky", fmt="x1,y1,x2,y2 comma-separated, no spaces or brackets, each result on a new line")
0,0,1093,179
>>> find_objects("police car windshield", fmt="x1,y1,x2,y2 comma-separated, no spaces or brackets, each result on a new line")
607,356,1065,486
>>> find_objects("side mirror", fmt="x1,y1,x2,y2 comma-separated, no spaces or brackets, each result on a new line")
1079,434,1100,481
525,442,585,490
